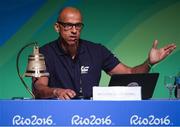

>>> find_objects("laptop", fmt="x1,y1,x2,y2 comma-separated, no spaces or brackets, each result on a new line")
108,73,159,100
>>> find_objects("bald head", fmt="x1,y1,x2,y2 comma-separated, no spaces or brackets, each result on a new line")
55,7,83,48
58,7,83,23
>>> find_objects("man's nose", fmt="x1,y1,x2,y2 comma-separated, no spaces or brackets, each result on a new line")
71,26,77,34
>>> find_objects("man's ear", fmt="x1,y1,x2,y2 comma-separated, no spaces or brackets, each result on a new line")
54,23,60,33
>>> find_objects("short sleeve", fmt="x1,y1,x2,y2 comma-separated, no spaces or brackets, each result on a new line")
100,45,120,73
39,46,53,74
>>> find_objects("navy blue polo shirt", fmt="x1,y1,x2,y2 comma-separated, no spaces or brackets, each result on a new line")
40,38,120,98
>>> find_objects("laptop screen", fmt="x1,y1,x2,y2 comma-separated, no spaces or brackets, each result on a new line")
108,73,159,99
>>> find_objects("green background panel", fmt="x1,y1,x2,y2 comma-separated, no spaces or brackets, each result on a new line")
0,0,179,99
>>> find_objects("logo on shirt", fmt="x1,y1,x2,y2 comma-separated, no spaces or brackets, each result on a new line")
81,66,89,74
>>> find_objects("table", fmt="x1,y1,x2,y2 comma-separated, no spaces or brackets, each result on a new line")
0,100,180,126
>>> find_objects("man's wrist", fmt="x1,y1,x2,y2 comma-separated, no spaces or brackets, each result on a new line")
53,89,58,97
147,63,152,68
147,60,153,68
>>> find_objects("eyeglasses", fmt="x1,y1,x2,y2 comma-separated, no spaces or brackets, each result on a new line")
57,21,84,30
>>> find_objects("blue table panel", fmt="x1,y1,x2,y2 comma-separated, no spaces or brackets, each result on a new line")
0,100,180,126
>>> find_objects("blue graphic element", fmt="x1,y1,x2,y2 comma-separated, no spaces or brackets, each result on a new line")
0,0,46,46
0,100,180,126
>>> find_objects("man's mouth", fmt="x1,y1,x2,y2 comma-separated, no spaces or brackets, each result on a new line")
69,36,78,41
70,36,77,38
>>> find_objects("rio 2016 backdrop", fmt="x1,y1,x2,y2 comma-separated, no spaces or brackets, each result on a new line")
0,0,179,99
